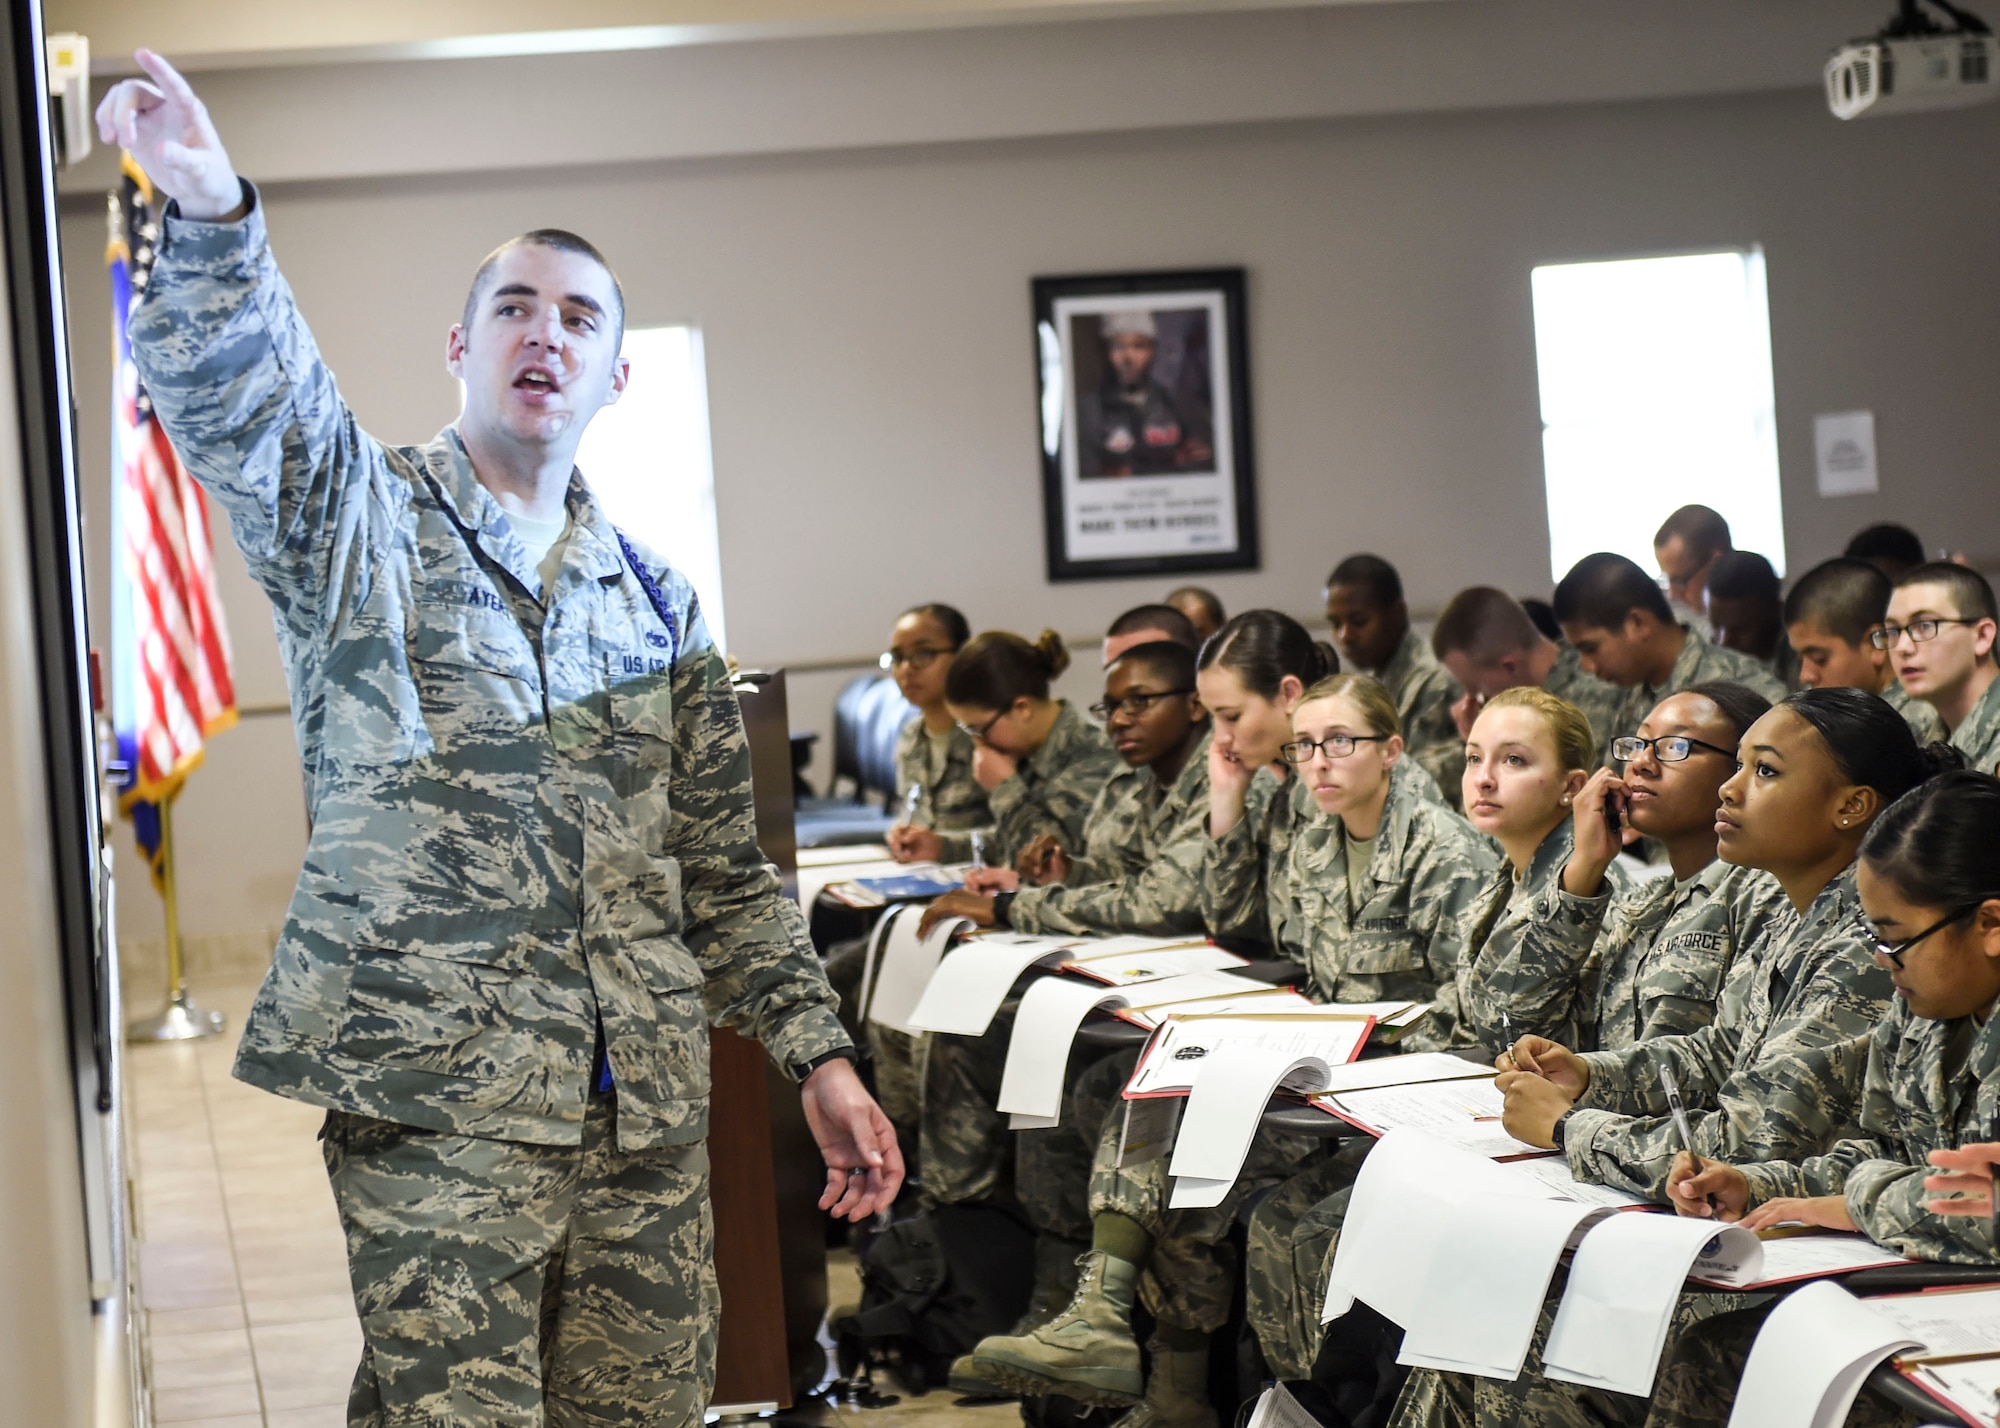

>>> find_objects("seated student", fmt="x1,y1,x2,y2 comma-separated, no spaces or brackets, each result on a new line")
1642,770,2000,1428
1102,602,1200,666
1245,684,1782,1392
944,629,1122,866
1784,556,1946,744
881,602,993,864
1325,554,1466,806
964,664,1493,1428
1553,551,1788,743
1704,550,1802,690
1430,585,1622,765
1845,520,1928,583
1653,503,1730,635
1166,584,1226,645
1391,689,1937,1428
1884,561,2000,775
920,639,1211,937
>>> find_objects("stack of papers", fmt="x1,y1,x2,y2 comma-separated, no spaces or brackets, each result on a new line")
1686,1229,1914,1290
1063,939,1249,985
861,905,973,1033
906,932,1085,1036
1321,1074,1548,1160
1127,1013,1374,1099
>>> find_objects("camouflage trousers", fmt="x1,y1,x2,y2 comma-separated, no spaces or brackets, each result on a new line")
1081,1053,1329,1335
322,1088,717,1427
824,937,925,1132
1243,1138,1373,1379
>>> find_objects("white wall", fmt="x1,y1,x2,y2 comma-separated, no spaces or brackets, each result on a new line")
62,83,2000,949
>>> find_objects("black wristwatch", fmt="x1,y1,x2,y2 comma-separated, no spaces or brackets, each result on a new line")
991,890,1017,927
793,1046,861,1084
1549,1109,1574,1152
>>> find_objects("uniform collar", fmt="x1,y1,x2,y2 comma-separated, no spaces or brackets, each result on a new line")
427,427,626,593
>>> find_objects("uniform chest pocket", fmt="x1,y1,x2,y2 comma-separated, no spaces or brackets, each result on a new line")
408,602,544,799
1635,930,1733,1007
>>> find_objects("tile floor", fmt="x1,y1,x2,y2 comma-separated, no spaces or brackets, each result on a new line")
124,974,1015,1428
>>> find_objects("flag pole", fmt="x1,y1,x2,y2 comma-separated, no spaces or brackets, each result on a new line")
127,790,224,1042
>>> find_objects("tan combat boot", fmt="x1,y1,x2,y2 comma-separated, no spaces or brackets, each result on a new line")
963,1250,1144,1405
1110,1338,1219,1428
947,1235,1088,1398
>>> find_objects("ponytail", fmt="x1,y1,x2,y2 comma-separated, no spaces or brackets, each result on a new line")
1197,610,1338,700
945,629,1070,709
1782,687,1964,809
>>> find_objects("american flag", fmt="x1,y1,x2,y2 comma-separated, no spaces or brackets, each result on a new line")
108,156,236,884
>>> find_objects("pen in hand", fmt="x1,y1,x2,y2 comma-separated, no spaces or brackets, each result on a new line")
1663,1065,1719,1217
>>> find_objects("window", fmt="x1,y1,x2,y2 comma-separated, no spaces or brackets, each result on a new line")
1531,249,1785,585
574,325,728,650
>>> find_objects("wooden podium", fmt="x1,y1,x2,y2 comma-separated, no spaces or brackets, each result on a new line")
711,670,830,1412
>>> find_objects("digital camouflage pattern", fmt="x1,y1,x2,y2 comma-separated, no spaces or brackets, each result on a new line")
132,194,851,1151
1008,732,1212,938
1536,860,1790,1054
1946,670,2000,777
1542,642,1628,772
1737,995,2000,1262
1882,680,1947,747
1606,627,1789,753
1244,1145,1371,1380
1450,822,1631,1056
895,717,993,864
1282,759,1498,1049
986,700,1122,868
324,1093,716,1427
1562,866,1890,1198
1375,628,1468,809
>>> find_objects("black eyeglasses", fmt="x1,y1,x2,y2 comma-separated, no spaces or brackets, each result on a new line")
881,646,950,671
1611,735,1737,764
1871,618,1979,651
1281,733,1390,765
1089,689,1194,722
955,710,1007,744
1873,903,1986,969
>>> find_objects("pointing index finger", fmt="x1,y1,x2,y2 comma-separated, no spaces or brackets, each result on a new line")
133,49,201,110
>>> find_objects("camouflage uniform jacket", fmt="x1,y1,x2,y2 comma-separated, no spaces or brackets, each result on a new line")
1608,626,1790,746
1947,672,2000,777
1284,760,1499,1049
894,717,992,863
1449,821,1629,1055
985,700,1120,867
1373,628,1466,807
1006,732,1212,938
1884,680,1948,747
1738,998,2000,1264
1562,867,1891,1198
1553,860,1790,1053
1200,768,1315,948
132,194,849,1150
1542,643,1625,772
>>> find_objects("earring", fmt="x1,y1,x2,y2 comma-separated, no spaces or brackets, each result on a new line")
1561,796,1572,806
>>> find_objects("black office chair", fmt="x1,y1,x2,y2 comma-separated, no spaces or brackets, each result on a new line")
796,673,918,848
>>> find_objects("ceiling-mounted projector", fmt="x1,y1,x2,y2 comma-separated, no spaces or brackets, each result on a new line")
1827,0,1998,117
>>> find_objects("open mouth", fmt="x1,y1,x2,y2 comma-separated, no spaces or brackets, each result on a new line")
514,367,562,396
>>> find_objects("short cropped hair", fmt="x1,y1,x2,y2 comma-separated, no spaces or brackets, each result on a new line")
462,229,627,345
1782,559,1892,647
1325,554,1403,606
1705,551,1781,604
1110,639,1198,691
1653,504,1732,559
1552,552,1674,632
1480,685,1594,774
1432,587,1543,663
1165,585,1225,627
1895,561,2000,624
1844,523,1926,572
1107,603,1199,648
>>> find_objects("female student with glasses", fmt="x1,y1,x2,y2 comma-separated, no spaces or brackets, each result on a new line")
881,602,991,864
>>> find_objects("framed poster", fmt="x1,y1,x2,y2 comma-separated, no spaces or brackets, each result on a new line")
1033,268,1258,582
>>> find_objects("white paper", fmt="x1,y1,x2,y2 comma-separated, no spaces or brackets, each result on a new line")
1167,1042,1341,1207
1814,410,1879,498
1726,1281,1919,1428
1311,1051,1495,1098
1243,1381,1322,1428
1067,934,1215,960
1325,1077,1547,1159
1129,1015,1372,1098
1397,1195,1617,1381
1904,1356,2000,1428
1879,1284,2000,1361
1688,1231,1913,1290
1065,944,1250,985
1322,1129,1545,1325
1544,1214,1758,1397
1498,1156,1650,1209
906,933,1083,1036
864,906,973,1033
1120,989,1319,1030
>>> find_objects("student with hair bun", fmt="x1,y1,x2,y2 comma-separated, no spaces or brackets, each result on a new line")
944,628,1120,867
1392,689,1960,1428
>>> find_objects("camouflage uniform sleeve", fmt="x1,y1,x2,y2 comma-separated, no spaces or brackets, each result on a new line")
1403,666,1467,810
668,600,850,1073
1737,1018,1900,1203
1199,773,1278,942
1395,818,1504,1053
131,185,396,624
985,741,1118,865
1562,955,1885,1198
1054,778,1128,891
1470,874,1611,1050
1009,784,1211,938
